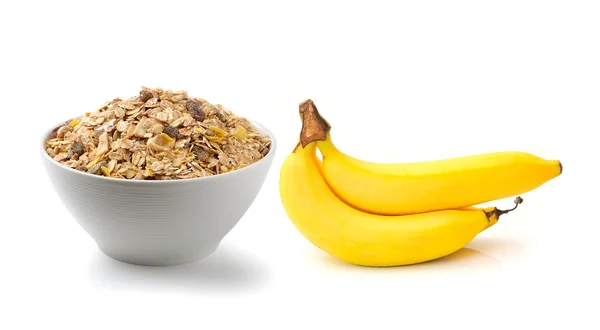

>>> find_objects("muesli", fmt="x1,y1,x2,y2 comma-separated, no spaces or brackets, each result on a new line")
45,87,271,180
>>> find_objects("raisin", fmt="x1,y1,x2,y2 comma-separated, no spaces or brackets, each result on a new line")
186,100,200,113
68,141,85,158
193,146,210,162
49,125,62,139
139,90,153,103
162,125,181,139
186,100,205,122
192,110,205,122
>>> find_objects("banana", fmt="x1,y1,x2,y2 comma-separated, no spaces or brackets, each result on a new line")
279,141,522,267
299,99,562,215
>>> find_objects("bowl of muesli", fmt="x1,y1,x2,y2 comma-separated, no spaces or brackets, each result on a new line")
40,87,275,266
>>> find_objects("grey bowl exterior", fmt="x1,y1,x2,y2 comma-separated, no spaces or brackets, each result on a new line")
40,120,276,266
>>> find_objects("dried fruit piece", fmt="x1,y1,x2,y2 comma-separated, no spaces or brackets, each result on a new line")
186,100,205,122
186,100,199,113
100,166,111,176
209,126,227,136
234,126,247,139
68,141,85,158
49,125,62,139
193,146,210,162
140,90,153,103
57,125,73,139
162,125,181,139
205,135,224,142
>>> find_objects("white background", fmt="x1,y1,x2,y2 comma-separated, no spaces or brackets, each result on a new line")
1,0,599,329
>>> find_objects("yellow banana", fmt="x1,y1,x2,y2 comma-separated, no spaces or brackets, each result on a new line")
279,141,521,267
298,99,562,215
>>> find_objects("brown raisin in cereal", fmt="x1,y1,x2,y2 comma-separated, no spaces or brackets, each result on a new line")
193,146,210,162
162,125,181,139
68,141,85,158
186,100,205,122
49,125,62,139
139,90,153,103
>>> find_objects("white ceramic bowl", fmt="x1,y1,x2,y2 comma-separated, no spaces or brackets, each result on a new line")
40,119,276,266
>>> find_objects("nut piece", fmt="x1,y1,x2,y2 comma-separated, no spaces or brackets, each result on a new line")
186,100,205,122
216,111,227,123
88,161,107,174
151,124,165,134
147,133,175,152
57,125,73,139
97,132,109,156
133,117,155,138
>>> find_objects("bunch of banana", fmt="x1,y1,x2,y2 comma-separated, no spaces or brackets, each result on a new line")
279,99,562,267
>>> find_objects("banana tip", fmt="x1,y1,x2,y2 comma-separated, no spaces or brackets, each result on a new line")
559,161,563,174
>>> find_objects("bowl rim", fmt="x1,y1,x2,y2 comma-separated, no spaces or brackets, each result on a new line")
40,115,277,185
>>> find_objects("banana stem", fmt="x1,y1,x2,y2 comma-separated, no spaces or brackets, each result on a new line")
299,99,331,147
498,196,524,215
485,196,524,221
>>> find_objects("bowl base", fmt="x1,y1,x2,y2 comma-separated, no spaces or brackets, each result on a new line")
97,243,220,267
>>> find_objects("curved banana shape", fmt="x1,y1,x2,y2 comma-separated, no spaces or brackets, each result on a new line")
279,142,520,267
298,99,562,215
